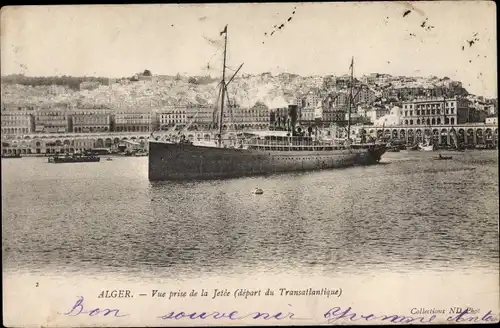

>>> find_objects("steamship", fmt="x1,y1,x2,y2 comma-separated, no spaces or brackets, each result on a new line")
148,26,386,181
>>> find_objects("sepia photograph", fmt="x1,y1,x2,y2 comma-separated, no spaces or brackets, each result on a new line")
2,2,498,326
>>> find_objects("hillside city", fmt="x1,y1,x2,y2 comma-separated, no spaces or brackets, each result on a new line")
1,71,498,138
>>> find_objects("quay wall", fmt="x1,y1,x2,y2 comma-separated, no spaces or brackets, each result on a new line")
1,123,498,155
359,123,498,146
0,130,237,155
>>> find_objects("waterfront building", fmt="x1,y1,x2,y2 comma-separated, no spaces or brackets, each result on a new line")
401,97,470,126
1,107,35,137
114,112,151,132
228,102,269,130
34,108,71,133
191,105,215,130
321,108,345,125
214,102,269,131
159,106,187,130
71,109,111,133
301,106,315,124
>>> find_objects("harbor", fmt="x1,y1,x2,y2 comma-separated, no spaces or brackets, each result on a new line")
2,148,498,276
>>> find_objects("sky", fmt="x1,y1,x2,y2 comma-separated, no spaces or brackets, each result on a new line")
0,2,497,98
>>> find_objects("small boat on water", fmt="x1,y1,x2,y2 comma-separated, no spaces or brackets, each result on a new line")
435,154,452,160
106,157,113,161
134,151,148,157
1,153,22,158
48,153,100,163
253,188,264,195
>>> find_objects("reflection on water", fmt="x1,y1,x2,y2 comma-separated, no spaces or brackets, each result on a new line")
2,151,499,279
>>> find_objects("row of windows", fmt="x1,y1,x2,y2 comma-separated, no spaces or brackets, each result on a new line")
115,120,151,124
417,103,455,109
73,118,109,123
73,127,109,132
35,112,66,117
403,117,456,125
114,126,150,132
1,115,31,119
160,112,187,117
403,102,457,110
160,120,185,124
35,124,67,128
404,108,455,116
35,117,68,125
161,115,186,120
73,112,110,116
1,128,30,134
1,120,31,126
230,118,269,122
116,116,150,120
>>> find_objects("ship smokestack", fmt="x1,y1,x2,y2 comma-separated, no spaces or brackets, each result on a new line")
270,110,276,130
288,105,298,136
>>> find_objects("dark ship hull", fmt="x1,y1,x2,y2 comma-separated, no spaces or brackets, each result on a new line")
148,141,386,181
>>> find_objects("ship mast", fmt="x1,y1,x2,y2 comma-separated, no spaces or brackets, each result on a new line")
218,25,228,147
347,56,354,141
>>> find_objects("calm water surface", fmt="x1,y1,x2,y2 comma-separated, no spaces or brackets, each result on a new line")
2,151,498,279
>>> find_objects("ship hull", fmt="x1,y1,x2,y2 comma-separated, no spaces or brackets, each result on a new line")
148,141,386,181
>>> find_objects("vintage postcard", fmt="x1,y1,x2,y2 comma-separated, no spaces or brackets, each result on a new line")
1,1,498,326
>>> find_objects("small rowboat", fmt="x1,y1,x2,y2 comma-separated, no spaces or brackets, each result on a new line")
253,188,264,195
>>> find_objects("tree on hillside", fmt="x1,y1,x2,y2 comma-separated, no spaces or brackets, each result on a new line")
188,77,198,84
143,70,152,76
